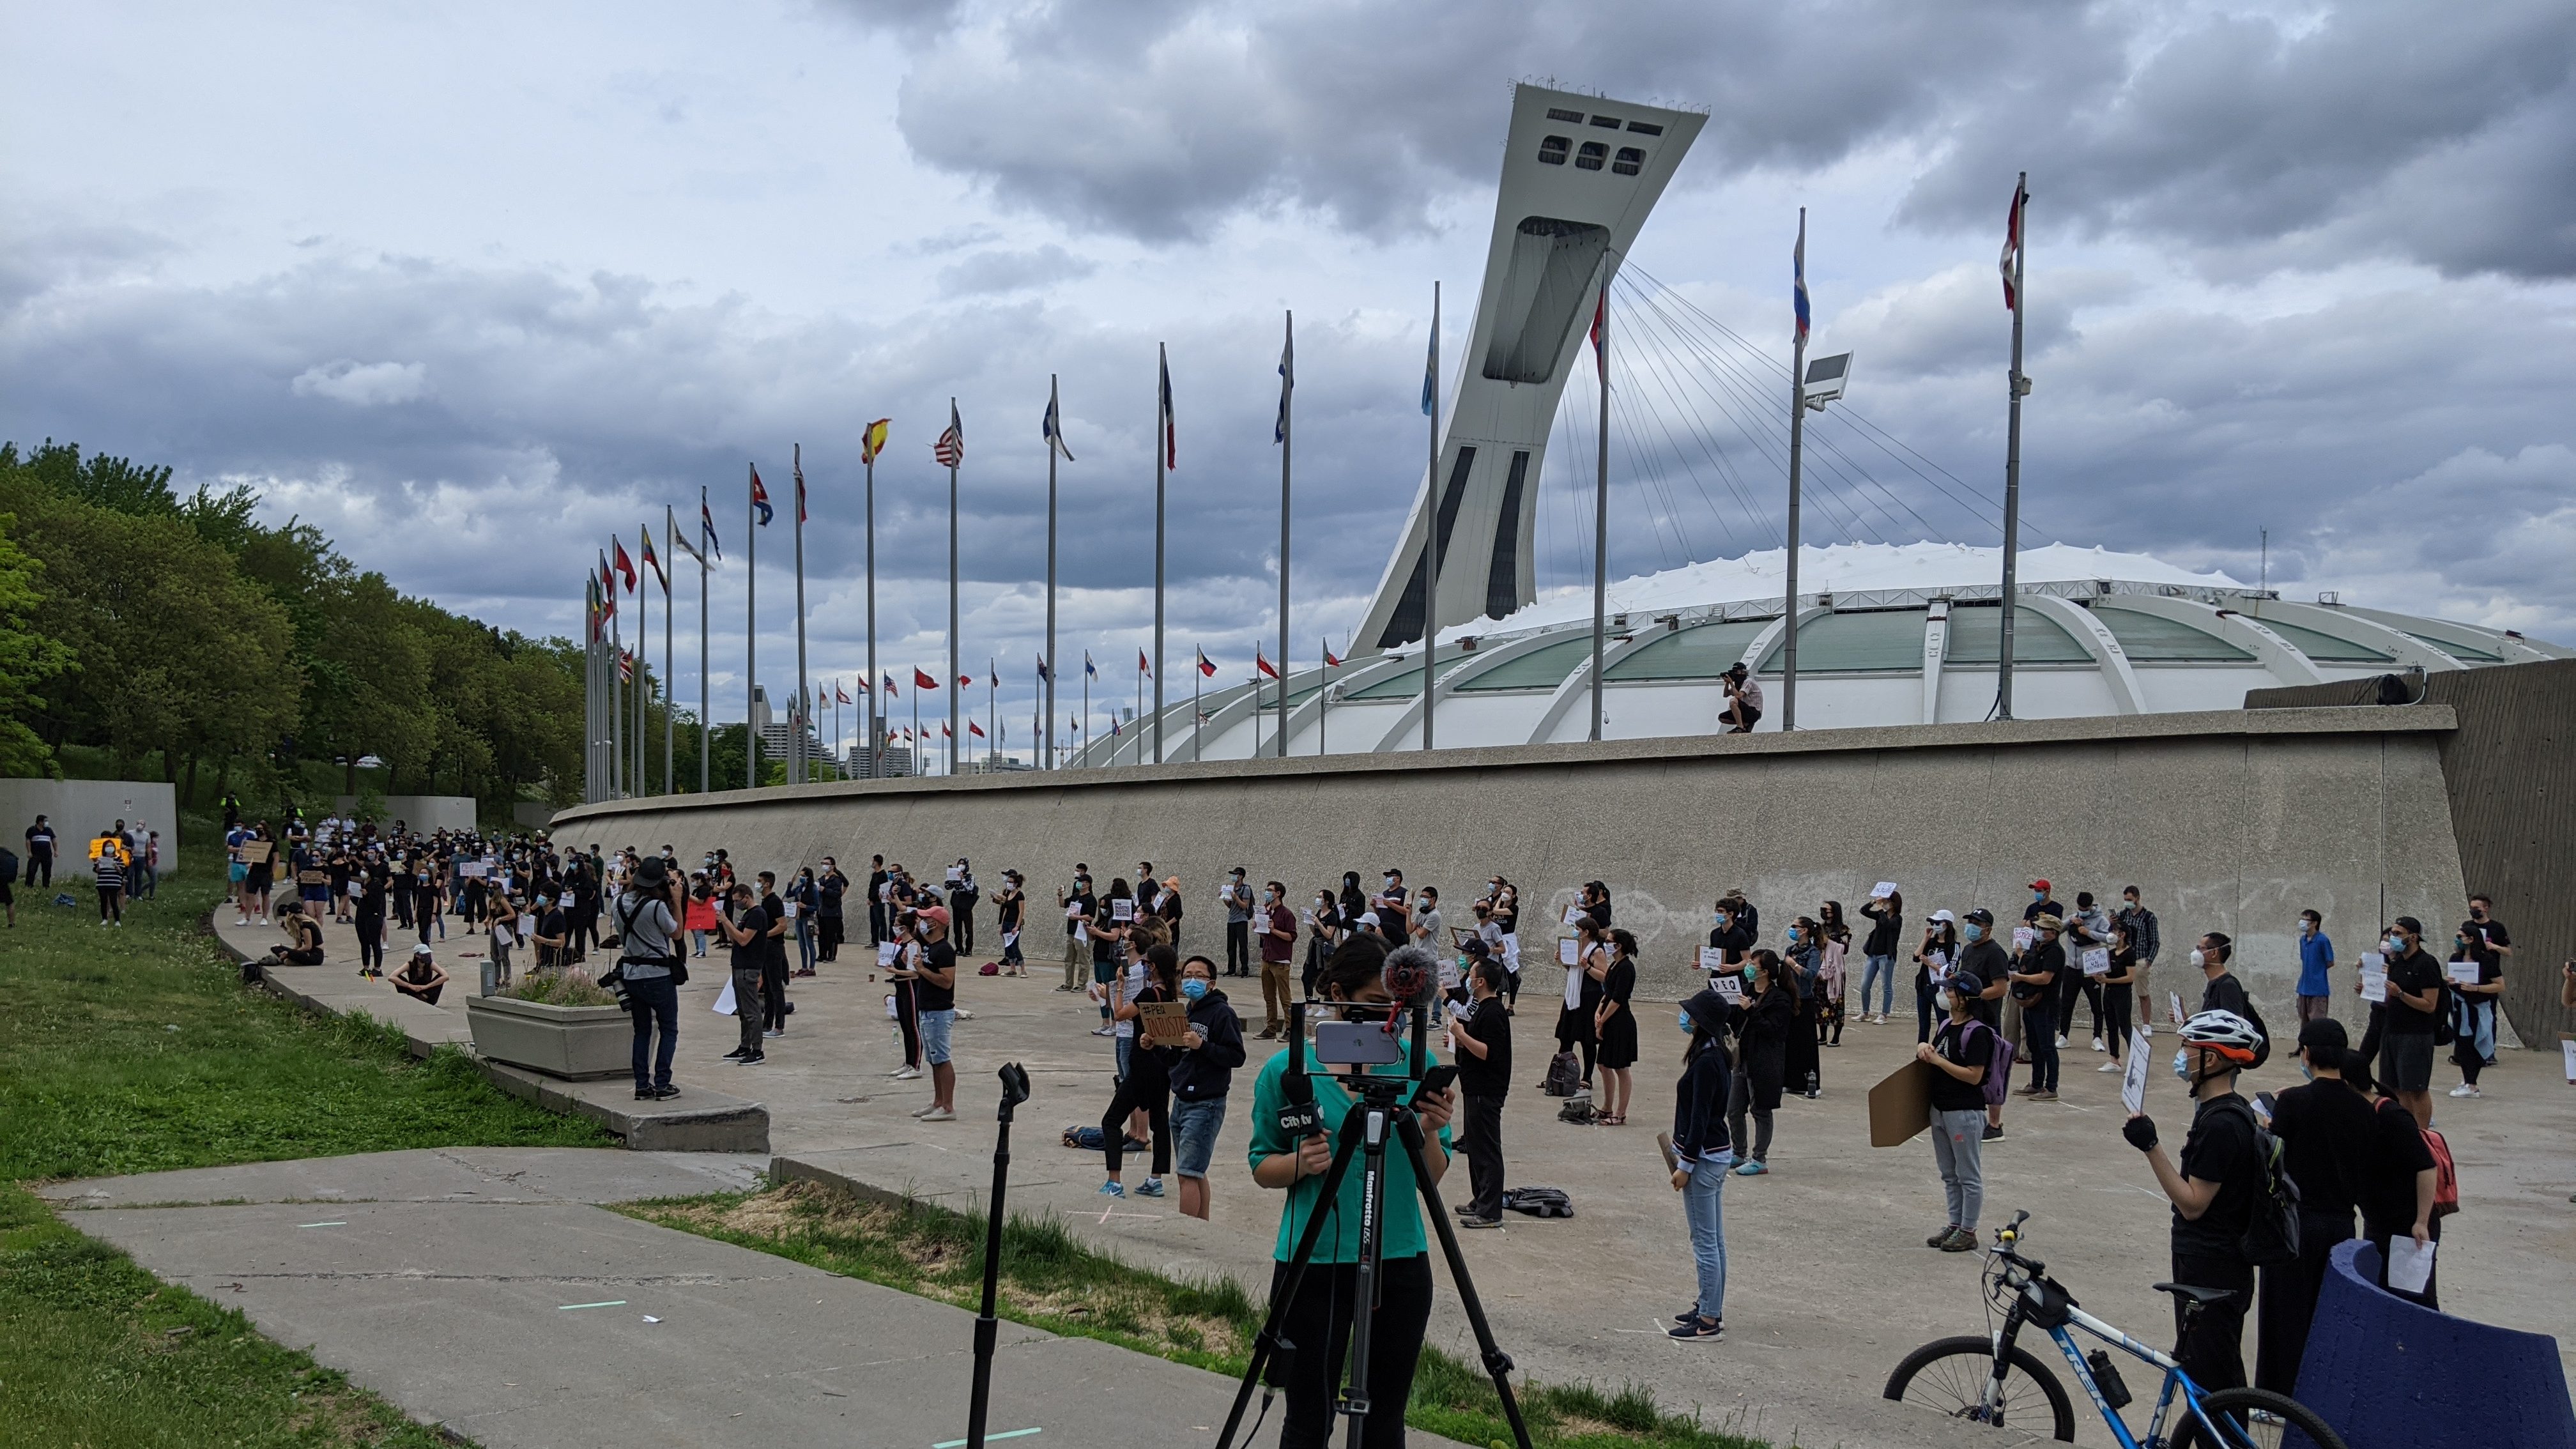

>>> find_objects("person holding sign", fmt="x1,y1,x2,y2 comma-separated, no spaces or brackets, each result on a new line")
1915,969,1995,1252
1557,919,1608,1092
1097,943,1179,1199
2094,923,2138,1073
2444,918,2504,1099
1089,878,1132,1036
1167,954,1245,1220
2008,916,2065,1101
2376,917,2445,1127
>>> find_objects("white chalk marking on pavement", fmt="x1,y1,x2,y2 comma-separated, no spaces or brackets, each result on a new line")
1094,1208,1161,1224
296,1221,348,1229
935,1429,1039,1448
556,1300,627,1310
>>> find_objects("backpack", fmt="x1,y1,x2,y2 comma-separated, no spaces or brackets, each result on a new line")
1541,1050,1582,1097
1964,1021,2016,1108
0,846,15,882
1557,1094,1596,1124
2213,1096,2303,1268
1501,1186,1574,1219
2421,1128,2460,1219
2240,997,2274,1071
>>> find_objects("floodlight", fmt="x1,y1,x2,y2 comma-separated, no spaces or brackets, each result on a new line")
1802,352,1852,410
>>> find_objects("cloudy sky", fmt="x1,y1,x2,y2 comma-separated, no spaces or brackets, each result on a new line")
6,0,2572,755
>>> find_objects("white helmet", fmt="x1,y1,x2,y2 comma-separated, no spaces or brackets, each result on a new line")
2177,1009,2262,1064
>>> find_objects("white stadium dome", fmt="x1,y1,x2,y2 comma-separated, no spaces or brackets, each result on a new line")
1068,540,2571,765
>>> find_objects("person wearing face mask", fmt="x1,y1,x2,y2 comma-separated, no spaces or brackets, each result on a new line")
1558,919,1609,1094
1374,868,1410,942
1257,880,1296,1036
1916,969,1996,1252
1704,899,1752,983
1097,944,1179,1200
2122,1009,2267,1397
1056,867,1095,993
1780,917,1823,1099
1912,910,1961,1043
1955,908,2012,1138
1222,866,1255,977
1726,951,1794,1176
2255,1018,2370,1395
2117,885,2163,1039
1247,935,1454,1449
1668,986,1742,1340
1167,954,1245,1221
2023,878,2062,926
1303,886,1343,1001
2195,932,2252,1025
1450,958,1514,1228
1859,888,1905,1025
1487,882,1521,1005
1337,870,1368,928
2007,915,2064,1101
2444,917,2504,1100
2294,908,2335,1025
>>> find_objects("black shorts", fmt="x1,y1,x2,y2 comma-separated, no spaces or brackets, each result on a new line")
2380,1032,2434,1092
1727,705,1762,732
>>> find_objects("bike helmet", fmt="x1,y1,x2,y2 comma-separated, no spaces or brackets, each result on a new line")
2177,1009,2262,1065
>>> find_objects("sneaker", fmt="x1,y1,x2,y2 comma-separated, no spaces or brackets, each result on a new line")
762,1029,785,1039
634,1088,658,1100
2098,1060,2122,1072
893,1066,923,1080
1938,1227,1979,1253
912,1102,939,1117
1459,1215,1502,1229
737,1052,765,1065
1674,1306,1701,1324
723,1048,748,1061
1733,1160,1768,1177
886,1064,910,1077
1667,1317,1724,1341
1982,1124,2005,1142
2054,1034,2069,1050
2091,1036,2106,1053
1927,1226,1958,1248
1135,1178,1165,1198
918,1107,953,1122
2030,1089,2057,1101
1098,1180,1126,1198
654,1085,681,1100
1091,1025,1115,1037
2448,1084,2481,1098
2014,1085,2039,1097
2140,1023,2155,1038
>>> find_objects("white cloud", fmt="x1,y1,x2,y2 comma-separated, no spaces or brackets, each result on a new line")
290,358,433,406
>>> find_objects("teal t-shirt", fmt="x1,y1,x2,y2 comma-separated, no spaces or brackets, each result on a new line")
1245,1047,1454,1264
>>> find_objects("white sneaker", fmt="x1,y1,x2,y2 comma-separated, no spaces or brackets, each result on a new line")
2140,1023,2154,1038
2098,1060,2122,1072
2054,1034,2069,1050
2448,1083,2480,1098
893,1065,923,1080
911,1102,939,1117
918,1107,954,1122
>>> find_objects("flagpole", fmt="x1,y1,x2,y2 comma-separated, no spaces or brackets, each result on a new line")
1133,657,1143,767
1082,661,1090,769
610,560,626,799
749,466,763,788
864,449,879,781
583,572,597,801
1998,172,2028,722
1590,282,1611,744
1045,376,1061,770
1192,657,1202,760
663,506,675,793
1276,314,1292,760
792,443,809,785
1320,637,1331,756
1422,281,1441,751
1783,207,1807,733
1153,346,1168,765
946,398,961,778
634,535,648,793
986,662,996,770
698,489,710,795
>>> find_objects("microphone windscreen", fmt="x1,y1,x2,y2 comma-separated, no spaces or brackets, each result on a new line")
1382,944,1440,1008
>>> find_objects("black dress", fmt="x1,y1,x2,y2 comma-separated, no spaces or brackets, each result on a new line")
1596,956,1639,1069
1555,946,1604,1082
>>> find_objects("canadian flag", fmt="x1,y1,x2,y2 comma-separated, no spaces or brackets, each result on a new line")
1137,650,1152,678
969,721,986,738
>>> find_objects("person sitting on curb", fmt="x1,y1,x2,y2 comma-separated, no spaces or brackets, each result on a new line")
392,944,448,1005
263,900,328,971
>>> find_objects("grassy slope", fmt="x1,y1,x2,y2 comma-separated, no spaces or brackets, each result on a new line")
1,877,608,1447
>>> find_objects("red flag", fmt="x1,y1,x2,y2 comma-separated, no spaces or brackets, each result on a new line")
1324,645,1342,668
750,468,773,526
933,402,964,468
914,668,939,690
969,720,986,738
613,539,638,593
1588,289,1607,381
2000,177,2026,311
1195,647,1216,678
1137,650,1151,678
940,723,953,739
597,556,617,618
957,674,974,687
835,684,851,705
1257,645,1278,680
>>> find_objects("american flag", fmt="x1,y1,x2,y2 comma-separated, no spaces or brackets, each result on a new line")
933,402,964,468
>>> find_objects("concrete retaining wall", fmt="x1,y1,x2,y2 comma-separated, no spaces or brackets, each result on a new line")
0,779,179,875
330,794,477,835
552,707,2468,1022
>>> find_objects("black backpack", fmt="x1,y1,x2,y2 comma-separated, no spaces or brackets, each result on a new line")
0,846,15,883
2214,1096,2301,1268
1501,1186,1574,1219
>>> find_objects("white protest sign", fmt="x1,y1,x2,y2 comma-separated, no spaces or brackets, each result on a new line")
1872,882,1899,900
2359,958,2388,1003
2120,1029,2152,1114
1563,904,1584,928
2082,948,2112,978
1112,898,1135,922
1714,973,1744,1002
2168,992,2186,1026
2445,960,2479,986
1698,946,1728,976
2386,1238,2437,1295
1558,937,1580,967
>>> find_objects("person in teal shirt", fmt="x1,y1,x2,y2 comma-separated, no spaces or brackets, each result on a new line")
1247,935,1454,1449
2296,910,2336,1025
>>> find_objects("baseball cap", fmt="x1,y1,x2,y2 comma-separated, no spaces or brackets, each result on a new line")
2028,878,2051,893
411,942,434,958
1965,907,1995,926
1358,911,1382,928
1931,908,1958,924
917,905,951,927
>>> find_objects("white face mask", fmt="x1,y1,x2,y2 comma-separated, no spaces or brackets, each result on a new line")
2189,948,2207,969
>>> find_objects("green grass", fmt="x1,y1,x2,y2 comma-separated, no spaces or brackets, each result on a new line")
622,1181,1771,1449
1,875,613,1446
0,877,608,1181
0,1181,451,1448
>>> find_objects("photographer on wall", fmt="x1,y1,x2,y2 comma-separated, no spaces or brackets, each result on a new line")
1246,933,1455,1449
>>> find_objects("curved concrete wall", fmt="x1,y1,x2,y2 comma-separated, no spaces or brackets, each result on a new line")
553,706,2467,1012
2298,1239,2575,1449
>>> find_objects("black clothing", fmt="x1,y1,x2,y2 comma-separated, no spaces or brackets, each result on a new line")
728,907,770,973
2380,949,2444,1036
2353,1096,2435,1237
1734,983,1792,1113
1167,988,1246,1101
2012,940,2062,1002
2200,971,2253,1025
2172,1094,2262,1259
1956,937,2009,990
1460,1091,1506,1220
2169,1250,2253,1397
1269,1254,1432,1449
1596,956,1638,1070
2268,1080,2372,1223
1703,923,1752,971
1672,1032,1735,1159
1860,900,1903,958
1928,1019,1994,1113
1452,997,1512,1098
916,938,959,1012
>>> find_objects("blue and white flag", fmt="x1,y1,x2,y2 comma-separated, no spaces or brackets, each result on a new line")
1043,379,1075,462
1084,651,1097,678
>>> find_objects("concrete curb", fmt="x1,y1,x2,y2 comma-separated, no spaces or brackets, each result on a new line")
203,911,769,1154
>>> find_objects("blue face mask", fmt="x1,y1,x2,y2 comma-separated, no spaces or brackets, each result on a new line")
1678,1010,1695,1031
1786,928,1801,943
1714,912,1730,928
2171,1048,2193,1081
2384,935,2405,955
1180,978,1209,1001
1963,923,1985,942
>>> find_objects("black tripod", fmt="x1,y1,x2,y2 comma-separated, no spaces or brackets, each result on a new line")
1215,1074,1533,1449
964,1061,1031,1449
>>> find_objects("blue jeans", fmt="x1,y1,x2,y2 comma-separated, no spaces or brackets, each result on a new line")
794,918,815,972
1683,1151,1734,1321
1860,954,1896,1015
919,1008,954,1066
626,974,678,1091
1172,1096,1227,1178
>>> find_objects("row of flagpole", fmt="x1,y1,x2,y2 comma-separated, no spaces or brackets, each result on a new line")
578,171,2034,793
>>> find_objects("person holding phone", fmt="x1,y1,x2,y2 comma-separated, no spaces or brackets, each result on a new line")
1247,934,1452,1449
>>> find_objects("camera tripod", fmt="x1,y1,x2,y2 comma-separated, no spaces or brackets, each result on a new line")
1215,1073,1533,1449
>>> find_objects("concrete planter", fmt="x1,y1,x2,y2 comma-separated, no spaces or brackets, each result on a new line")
465,995,631,1080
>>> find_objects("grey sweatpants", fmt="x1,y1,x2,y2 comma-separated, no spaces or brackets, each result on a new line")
1930,1106,1986,1229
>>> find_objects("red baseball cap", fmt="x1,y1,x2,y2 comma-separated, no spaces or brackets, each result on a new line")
2028,878,2051,893
917,905,951,927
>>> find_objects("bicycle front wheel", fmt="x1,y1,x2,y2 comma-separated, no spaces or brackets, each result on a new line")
1883,1335,2078,1441
2171,1386,2350,1449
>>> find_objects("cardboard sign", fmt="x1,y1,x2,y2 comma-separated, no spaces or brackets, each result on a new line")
458,861,487,878
1137,1000,1193,1048
1713,973,1744,1002
1867,1059,1934,1147
783,900,800,920
2081,947,2112,978
1698,946,1727,975
2121,1029,2153,1114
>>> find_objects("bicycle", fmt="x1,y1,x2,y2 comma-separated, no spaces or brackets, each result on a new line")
1883,1210,2348,1448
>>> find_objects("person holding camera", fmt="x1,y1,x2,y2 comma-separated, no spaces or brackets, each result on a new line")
1719,661,1762,732
613,855,685,1101
1247,935,1454,1449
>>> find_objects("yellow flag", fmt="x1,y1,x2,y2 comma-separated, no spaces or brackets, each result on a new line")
860,418,891,465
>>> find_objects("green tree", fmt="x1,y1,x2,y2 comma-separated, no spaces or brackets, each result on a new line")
0,516,74,776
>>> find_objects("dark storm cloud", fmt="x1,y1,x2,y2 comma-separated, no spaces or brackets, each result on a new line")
855,0,2576,277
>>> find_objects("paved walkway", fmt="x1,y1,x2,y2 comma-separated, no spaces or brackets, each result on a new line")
44,1147,1472,1449
204,911,2576,1446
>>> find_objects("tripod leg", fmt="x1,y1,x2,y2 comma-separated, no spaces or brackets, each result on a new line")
1395,1112,1535,1449
1215,1114,1368,1449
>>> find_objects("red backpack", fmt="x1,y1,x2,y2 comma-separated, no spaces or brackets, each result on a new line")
2421,1127,2461,1218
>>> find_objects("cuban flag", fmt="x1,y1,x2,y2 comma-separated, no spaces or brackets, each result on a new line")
750,467,773,527
1793,210,1811,344
700,491,722,560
